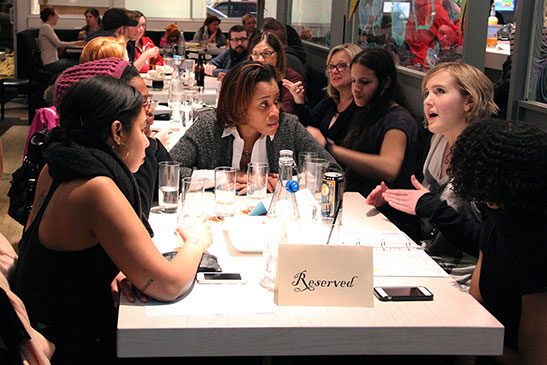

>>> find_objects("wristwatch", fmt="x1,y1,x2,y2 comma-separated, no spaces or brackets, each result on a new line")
325,138,335,153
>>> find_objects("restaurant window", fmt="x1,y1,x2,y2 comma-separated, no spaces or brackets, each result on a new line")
288,0,331,46
528,0,547,104
357,0,464,71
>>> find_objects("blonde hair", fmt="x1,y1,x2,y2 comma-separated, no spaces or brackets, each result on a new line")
422,62,498,122
80,36,127,63
325,44,362,103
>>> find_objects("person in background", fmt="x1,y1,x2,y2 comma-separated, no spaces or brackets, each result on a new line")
85,7,137,42
10,76,211,363
159,23,181,48
311,48,420,239
126,10,162,73
249,32,305,114
77,8,101,41
205,25,249,78
367,62,498,288
170,62,340,190
192,15,227,47
37,6,84,74
241,13,257,40
283,43,362,146
446,119,546,363
79,36,128,63
263,18,307,81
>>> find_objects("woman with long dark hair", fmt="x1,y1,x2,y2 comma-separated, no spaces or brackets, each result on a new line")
308,48,419,237
78,8,101,40
192,15,227,47
10,76,211,363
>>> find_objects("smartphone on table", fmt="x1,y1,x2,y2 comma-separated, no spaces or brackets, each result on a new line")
196,272,246,284
374,286,433,301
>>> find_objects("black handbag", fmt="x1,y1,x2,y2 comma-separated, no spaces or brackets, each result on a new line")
7,130,48,226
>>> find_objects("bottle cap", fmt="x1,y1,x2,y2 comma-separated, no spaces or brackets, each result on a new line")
286,180,299,193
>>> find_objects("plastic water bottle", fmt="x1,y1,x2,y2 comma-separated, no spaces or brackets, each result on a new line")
268,150,299,220
177,34,186,59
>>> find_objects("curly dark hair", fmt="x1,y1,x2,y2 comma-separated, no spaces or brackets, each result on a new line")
449,118,547,213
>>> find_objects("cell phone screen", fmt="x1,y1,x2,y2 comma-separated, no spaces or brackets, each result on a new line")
204,273,242,280
383,287,426,297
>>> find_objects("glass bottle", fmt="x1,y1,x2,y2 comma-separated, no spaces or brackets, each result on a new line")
177,33,186,58
267,152,299,220
195,53,205,87
168,61,184,124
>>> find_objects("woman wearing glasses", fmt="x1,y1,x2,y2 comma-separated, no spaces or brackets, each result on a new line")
249,32,305,114
309,48,420,238
283,43,362,145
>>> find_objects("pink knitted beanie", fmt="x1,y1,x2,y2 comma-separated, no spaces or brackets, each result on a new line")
53,57,131,110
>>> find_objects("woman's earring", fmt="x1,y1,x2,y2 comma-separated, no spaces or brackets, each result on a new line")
113,142,130,160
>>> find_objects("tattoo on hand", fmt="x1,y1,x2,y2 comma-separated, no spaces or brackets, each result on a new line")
140,278,154,292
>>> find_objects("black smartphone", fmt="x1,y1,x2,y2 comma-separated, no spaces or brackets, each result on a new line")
196,272,245,284
374,286,433,301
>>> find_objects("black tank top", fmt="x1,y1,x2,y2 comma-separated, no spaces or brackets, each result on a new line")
10,181,119,362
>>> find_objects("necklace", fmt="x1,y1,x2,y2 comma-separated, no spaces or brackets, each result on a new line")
242,150,252,158
412,0,435,30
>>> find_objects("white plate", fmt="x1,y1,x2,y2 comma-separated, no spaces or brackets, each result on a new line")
225,216,267,253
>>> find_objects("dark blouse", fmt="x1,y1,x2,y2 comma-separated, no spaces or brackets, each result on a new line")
293,97,360,145
479,209,547,350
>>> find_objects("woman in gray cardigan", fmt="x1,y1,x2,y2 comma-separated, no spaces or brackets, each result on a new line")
170,62,340,189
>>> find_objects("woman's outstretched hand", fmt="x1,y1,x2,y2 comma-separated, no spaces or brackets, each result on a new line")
381,175,430,215
366,181,388,207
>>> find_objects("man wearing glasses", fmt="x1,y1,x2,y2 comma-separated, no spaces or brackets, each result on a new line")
205,25,249,78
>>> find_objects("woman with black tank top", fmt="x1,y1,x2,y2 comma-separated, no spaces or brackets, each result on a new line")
10,76,212,364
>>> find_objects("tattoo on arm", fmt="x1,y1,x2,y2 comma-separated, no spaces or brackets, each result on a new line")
140,278,154,292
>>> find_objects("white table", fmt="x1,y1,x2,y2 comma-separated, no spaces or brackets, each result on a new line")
146,75,220,105
117,193,504,358
485,40,510,71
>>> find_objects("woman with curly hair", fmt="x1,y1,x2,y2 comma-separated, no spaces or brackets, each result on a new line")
451,119,547,363
367,62,498,287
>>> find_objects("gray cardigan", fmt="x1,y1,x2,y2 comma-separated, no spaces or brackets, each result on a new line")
170,110,341,178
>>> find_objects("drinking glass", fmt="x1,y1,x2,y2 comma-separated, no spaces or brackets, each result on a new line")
163,57,175,74
182,89,197,127
297,151,318,189
214,167,236,217
158,161,180,213
306,157,328,202
246,162,268,208
183,59,195,74
260,218,286,291
177,177,205,229
151,72,165,90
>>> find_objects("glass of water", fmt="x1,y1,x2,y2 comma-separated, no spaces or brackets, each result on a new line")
214,166,236,217
246,162,268,208
158,161,180,213
177,177,205,229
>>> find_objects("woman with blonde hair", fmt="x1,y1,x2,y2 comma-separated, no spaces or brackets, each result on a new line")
80,36,127,63
367,62,498,288
283,43,362,144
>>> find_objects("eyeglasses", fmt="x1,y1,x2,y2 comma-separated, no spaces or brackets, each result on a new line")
251,50,276,59
230,36,248,43
326,62,350,73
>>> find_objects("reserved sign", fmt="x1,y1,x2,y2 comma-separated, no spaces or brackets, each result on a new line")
274,244,373,307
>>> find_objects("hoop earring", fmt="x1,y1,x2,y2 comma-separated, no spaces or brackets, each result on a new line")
113,142,130,160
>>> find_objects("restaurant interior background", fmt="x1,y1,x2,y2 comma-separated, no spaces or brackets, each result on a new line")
6,0,547,131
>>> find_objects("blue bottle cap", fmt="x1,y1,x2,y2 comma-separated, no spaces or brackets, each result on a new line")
286,180,299,193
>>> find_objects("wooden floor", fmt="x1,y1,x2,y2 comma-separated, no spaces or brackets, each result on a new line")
1,106,29,247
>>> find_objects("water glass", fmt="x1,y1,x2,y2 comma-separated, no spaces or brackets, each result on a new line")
260,218,287,291
182,89,197,126
298,151,318,189
177,177,205,229
214,167,236,217
183,59,195,74
158,161,180,213
246,162,268,208
306,157,328,202
163,57,175,73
